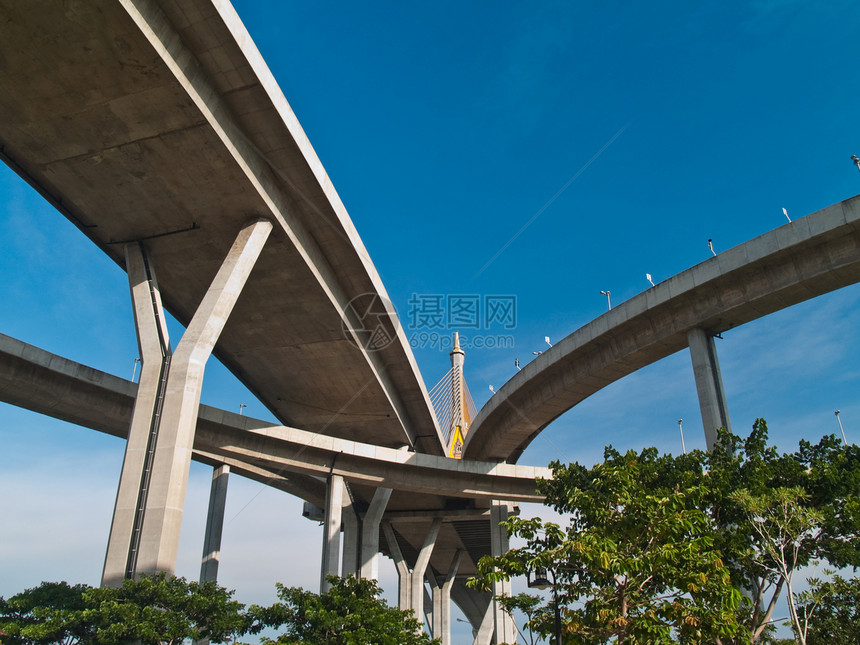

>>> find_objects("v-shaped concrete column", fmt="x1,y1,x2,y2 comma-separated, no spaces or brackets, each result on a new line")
412,518,442,627
383,521,412,611
103,218,272,585
359,487,392,580
103,241,172,585
429,549,464,645
472,604,495,645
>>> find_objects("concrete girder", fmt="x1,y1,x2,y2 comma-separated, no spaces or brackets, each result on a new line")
0,333,548,505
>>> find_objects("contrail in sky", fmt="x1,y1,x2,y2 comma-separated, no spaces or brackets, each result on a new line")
472,122,630,281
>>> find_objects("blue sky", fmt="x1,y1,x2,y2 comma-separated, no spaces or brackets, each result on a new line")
2,1,860,641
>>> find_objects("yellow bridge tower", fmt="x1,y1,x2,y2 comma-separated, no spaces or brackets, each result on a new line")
428,332,477,458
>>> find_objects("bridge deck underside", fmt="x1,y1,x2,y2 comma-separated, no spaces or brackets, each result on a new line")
0,0,442,454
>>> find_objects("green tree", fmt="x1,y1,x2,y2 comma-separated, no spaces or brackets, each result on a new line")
700,421,860,642
0,575,246,645
800,575,860,645
0,582,95,645
83,573,246,644
471,447,742,644
471,420,860,644
496,593,545,645
730,487,824,644
246,575,439,645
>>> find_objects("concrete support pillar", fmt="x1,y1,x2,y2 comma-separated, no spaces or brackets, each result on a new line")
359,487,392,580
102,218,272,586
341,496,359,579
412,518,442,628
199,464,230,582
383,521,412,611
490,500,516,644
103,242,172,585
451,583,491,642
320,474,344,592
473,603,495,645
688,327,732,450
430,549,463,645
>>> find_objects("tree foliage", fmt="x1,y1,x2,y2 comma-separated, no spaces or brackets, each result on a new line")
701,421,860,642
471,420,860,644
495,593,545,645
801,575,860,645
0,574,246,645
472,447,742,643
84,573,246,644
0,575,435,645
245,575,439,645
0,582,95,645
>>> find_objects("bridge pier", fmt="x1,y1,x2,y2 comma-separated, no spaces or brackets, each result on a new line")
341,495,359,578
360,487,392,579
339,485,391,580
320,474,344,592
382,519,442,629
428,549,464,645
687,327,732,450
412,518,442,628
102,219,272,586
489,500,517,643
200,464,230,582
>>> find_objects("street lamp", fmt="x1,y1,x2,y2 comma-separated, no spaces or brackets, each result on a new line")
852,155,860,173
678,418,686,454
528,567,562,644
239,403,247,416
835,410,848,446
600,290,611,310
131,357,141,382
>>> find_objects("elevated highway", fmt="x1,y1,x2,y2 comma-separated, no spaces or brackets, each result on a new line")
465,195,860,462
0,0,443,454
0,330,548,629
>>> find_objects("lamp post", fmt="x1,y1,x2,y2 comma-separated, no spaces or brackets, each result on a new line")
835,410,847,446
528,567,562,644
852,155,860,173
599,290,611,310
678,418,686,454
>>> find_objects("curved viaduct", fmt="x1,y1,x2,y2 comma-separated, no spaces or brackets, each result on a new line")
465,194,860,463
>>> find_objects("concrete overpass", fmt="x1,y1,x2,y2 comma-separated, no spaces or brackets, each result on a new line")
0,0,442,455
3,0,859,643
464,194,860,462
0,330,543,640
0,1,521,640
